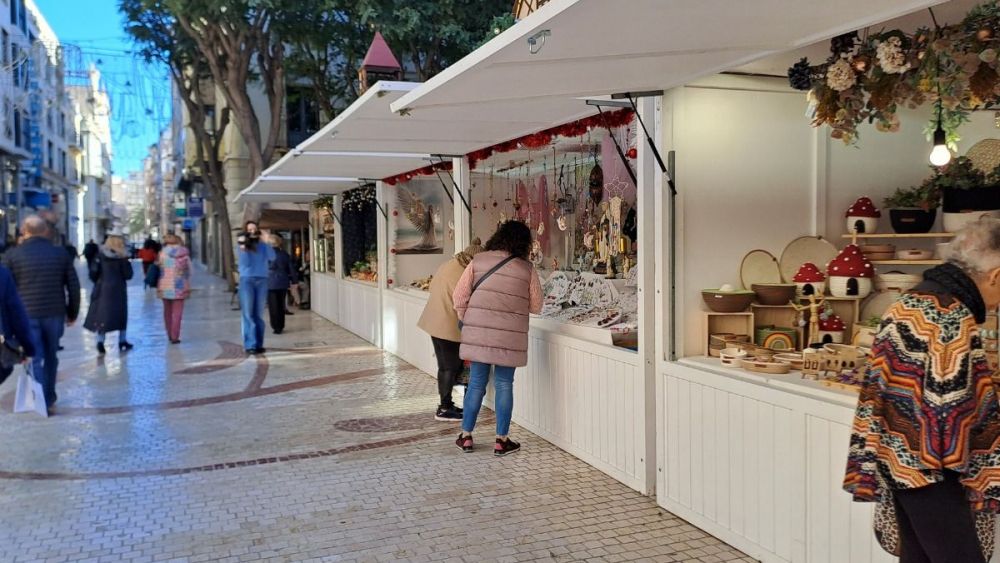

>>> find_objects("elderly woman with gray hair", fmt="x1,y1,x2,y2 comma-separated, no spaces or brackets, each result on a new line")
844,217,1000,563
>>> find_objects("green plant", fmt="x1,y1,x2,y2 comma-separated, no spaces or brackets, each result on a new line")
920,156,1000,193
313,195,334,210
883,184,941,209
863,315,883,327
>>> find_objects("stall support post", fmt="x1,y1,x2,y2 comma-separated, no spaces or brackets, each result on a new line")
333,195,344,280
453,156,473,250
636,95,659,495
372,181,387,347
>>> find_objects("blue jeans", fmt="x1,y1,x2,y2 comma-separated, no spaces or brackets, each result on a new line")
462,362,516,436
28,316,64,407
239,276,268,351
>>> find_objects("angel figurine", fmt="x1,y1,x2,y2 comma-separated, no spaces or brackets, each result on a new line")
397,189,442,253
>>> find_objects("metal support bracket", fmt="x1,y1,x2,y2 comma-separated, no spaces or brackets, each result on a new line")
433,158,472,215
594,105,638,187
588,93,677,196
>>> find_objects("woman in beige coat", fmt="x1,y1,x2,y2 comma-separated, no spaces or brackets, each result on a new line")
417,239,482,421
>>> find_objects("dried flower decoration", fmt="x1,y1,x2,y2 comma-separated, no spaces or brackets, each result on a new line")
826,59,857,91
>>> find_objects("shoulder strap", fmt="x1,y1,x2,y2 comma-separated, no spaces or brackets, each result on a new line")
472,255,517,294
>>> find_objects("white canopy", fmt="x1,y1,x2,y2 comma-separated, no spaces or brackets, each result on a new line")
392,0,944,120
244,0,945,203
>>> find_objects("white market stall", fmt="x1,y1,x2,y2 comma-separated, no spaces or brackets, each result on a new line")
385,1,990,562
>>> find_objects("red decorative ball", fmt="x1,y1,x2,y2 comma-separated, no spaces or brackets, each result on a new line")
390,248,397,254
392,210,398,216
388,278,393,285
627,147,638,159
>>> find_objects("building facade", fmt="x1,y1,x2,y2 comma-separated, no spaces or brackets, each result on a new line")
67,65,113,245
1,0,82,246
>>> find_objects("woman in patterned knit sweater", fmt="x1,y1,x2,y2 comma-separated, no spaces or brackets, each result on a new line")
844,217,1000,563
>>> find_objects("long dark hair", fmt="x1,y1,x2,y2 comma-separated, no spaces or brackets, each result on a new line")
484,220,532,260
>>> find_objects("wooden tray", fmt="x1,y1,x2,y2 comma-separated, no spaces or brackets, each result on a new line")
739,358,792,374
773,352,804,370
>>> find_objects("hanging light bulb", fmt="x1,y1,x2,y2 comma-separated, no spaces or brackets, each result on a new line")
929,124,951,166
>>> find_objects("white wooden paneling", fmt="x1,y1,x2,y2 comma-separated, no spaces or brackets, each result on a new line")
337,279,381,346
382,290,437,377
311,273,339,325
659,362,895,563
510,328,649,494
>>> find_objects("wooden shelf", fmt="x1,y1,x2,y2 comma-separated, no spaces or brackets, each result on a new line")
841,233,954,239
870,260,943,265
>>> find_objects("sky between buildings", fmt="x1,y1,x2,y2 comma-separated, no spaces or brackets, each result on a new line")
34,0,171,179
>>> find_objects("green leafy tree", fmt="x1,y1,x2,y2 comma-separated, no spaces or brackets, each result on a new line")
164,0,286,181
357,0,510,81
279,1,371,119
120,0,237,287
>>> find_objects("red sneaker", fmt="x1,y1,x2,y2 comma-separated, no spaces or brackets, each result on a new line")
456,433,474,453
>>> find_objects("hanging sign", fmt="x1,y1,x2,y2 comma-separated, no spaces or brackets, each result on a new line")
187,197,204,218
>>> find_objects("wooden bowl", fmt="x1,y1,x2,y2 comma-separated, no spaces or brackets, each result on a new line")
860,244,895,253
875,272,921,292
739,358,791,374
894,248,934,260
702,289,754,313
774,352,805,370
862,251,896,261
719,347,748,367
751,283,797,306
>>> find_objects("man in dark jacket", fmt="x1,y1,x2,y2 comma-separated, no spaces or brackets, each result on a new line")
3,215,81,410
266,235,296,335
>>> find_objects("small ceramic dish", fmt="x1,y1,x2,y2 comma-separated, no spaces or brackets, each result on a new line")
895,249,934,260
719,347,749,367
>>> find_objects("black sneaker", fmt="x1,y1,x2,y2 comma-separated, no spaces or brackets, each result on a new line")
435,406,462,421
494,437,521,457
456,433,474,453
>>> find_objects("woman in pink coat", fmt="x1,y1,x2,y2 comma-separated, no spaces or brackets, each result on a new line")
452,221,542,456
156,234,191,344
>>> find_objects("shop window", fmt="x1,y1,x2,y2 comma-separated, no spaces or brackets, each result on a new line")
47,140,53,170
311,207,336,274
387,177,454,292
341,185,378,282
468,113,639,349
286,87,320,148
2,30,8,67
13,110,22,148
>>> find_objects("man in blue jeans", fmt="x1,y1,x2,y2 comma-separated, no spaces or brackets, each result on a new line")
3,215,80,413
236,221,274,354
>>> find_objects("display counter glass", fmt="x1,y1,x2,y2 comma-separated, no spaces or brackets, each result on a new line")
340,185,378,283
311,206,336,274
469,115,640,350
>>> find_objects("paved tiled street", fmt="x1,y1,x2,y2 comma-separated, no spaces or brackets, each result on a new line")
0,265,754,563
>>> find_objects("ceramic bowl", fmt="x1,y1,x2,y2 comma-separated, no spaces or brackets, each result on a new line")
859,244,894,254
894,249,933,260
875,272,921,292
701,289,754,313
751,283,797,306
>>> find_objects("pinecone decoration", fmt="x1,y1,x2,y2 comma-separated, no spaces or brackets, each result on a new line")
788,58,814,91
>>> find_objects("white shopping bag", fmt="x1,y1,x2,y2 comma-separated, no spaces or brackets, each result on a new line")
13,364,47,417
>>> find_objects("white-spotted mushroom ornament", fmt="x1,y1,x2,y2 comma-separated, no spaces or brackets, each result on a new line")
845,196,881,234
793,262,826,297
827,244,875,298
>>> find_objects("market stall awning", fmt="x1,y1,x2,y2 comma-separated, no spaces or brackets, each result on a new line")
391,0,945,123
235,189,321,204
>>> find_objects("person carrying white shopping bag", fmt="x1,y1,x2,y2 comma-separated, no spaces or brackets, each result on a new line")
14,363,47,417
0,256,39,414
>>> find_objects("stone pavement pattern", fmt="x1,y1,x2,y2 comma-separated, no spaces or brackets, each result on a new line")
0,263,755,562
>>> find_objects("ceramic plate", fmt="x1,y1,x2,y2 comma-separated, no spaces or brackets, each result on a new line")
779,236,839,283
740,249,782,289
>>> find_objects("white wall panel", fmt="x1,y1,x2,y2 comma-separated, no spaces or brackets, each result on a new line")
311,273,339,325
510,329,649,494
382,290,437,377
659,362,896,563
337,279,381,347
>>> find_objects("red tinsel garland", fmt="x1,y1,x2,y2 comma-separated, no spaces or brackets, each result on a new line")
381,108,634,184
